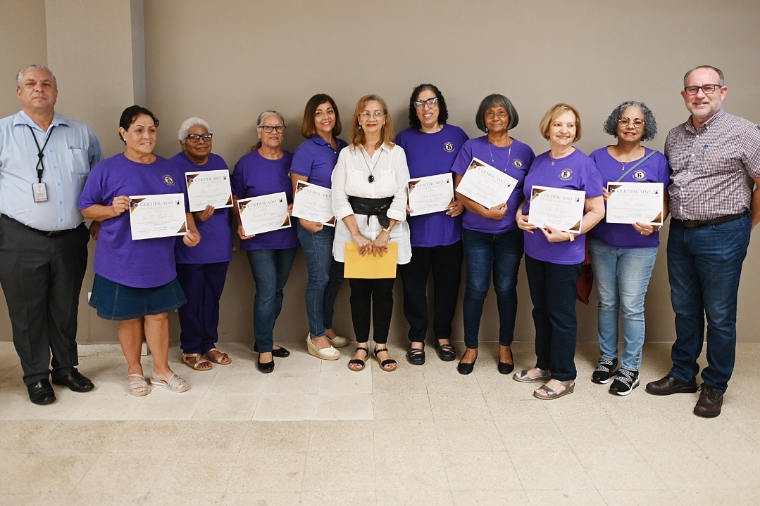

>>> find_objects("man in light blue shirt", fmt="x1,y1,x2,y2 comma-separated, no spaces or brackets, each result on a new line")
0,65,102,405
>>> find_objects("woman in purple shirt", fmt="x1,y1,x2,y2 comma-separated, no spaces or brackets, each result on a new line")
80,105,200,396
452,94,535,375
173,117,233,371
231,111,298,373
588,101,669,396
396,84,468,365
514,103,605,400
291,94,349,361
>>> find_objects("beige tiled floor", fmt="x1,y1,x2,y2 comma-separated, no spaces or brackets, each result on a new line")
0,340,758,505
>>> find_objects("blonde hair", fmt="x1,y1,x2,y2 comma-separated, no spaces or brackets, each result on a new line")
349,94,394,149
539,103,582,142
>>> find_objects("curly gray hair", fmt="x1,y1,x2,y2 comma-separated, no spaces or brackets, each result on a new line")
178,117,211,142
602,101,658,141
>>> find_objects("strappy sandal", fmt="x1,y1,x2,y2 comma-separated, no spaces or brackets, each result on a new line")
373,347,397,372
406,345,425,366
182,353,213,371
203,348,232,365
348,347,370,372
150,373,188,393
533,380,575,400
127,374,148,397
435,340,456,362
513,368,551,383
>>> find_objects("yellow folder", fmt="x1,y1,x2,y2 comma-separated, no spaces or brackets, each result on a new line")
344,242,398,279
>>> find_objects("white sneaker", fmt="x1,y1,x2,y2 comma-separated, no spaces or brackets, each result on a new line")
306,334,340,360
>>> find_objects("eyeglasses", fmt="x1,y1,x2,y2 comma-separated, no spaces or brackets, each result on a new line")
618,118,645,128
185,133,213,143
684,84,722,95
413,97,439,109
484,110,508,119
258,125,286,133
359,111,386,119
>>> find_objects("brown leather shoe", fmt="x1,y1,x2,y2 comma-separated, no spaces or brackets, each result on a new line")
694,385,723,418
645,375,698,396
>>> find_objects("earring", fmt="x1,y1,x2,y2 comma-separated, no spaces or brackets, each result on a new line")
359,126,362,131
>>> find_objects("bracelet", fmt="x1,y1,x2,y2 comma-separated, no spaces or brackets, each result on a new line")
567,232,574,242
382,226,392,233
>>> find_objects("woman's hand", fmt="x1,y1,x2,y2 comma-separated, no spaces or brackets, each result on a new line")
287,203,293,216
515,201,536,233
183,230,201,247
193,205,215,222
88,221,101,240
406,202,413,215
299,218,324,233
351,232,373,256
372,229,390,257
633,221,659,236
237,223,255,240
111,196,130,217
483,203,507,220
541,225,574,243
602,187,611,201
446,198,464,217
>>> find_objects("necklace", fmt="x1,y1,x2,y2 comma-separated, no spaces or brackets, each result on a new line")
361,146,383,183
487,139,512,172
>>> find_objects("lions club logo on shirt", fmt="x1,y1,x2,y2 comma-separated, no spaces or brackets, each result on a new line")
163,175,175,186
444,142,454,152
559,169,572,180
634,170,646,180
513,159,524,168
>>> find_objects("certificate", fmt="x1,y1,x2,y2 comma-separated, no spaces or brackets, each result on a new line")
291,181,335,226
527,186,585,233
237,192,291,236
407,173,454,216
455,157,517,209
606,182,664,225
129,194,188,240
185,170,233,212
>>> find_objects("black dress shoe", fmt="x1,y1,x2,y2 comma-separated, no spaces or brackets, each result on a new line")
435,340,456,362
406,345,425,366
645,374,698,396
253,343,290,357
52,370,94,392
257,358,275,374
694,384,723,418
498,361,514,374
27,379,56,405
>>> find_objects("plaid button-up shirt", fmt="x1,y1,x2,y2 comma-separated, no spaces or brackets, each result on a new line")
665,109,760,221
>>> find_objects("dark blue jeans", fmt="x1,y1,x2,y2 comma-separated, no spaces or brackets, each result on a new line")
246,248,297,352
525,254,581,382
296,221,344,337
461,228,523,349
667,216,751,393
176,262,230,354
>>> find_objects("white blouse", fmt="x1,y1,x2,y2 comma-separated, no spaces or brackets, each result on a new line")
331,142,411,264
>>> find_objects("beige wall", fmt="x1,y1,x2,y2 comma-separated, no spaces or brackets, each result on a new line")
1,0,759,344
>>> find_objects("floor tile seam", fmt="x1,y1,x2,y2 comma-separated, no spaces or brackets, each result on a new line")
502,452,530,495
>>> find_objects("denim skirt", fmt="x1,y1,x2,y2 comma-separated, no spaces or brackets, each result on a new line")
89,274,187,321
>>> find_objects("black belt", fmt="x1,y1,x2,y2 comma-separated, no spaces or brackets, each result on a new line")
0,214,80,237
675,211,748,229
348,196,394,229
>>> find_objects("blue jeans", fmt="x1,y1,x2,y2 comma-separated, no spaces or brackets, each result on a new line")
246,248,297,352
461,228,523,349
667,216,750,393
589,239,658,371
297,221,343,337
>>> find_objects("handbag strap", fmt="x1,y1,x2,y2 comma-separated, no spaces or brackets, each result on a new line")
615,150,656,182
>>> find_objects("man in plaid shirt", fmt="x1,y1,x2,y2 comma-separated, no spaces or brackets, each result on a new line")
645,65,760,418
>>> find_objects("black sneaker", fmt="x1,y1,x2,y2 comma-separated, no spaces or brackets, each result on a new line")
591,358,618,384
609,369,640,396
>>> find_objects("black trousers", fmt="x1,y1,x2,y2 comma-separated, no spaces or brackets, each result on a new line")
0,216,89,385
399,241,463,342
348,277,395,344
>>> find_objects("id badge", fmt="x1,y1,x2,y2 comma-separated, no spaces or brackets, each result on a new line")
32,182,48,203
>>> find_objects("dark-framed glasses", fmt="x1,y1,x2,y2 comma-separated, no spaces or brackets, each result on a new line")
259,125,287,133
359,111,385,119
413,97,439,109
618,118,644,128
684,84,722,95
185,133,213,143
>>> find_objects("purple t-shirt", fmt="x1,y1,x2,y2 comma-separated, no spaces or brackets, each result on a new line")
395,124,469,247
522,149,603,265
451,136,535,234
290,135,347,189
589,147,670,249
172,152,233,264
230,150,299,251
79,153,186,288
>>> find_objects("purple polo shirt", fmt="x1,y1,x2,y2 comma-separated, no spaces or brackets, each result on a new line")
522,149,603,265
172,152,233,264
79,153,186,288
395,124,469,247
589,147,670,248
290,135,348,189
451,136,535,234
230,150,299,251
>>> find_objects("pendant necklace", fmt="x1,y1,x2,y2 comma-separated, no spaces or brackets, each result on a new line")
362,147,383,183
488,138,512,172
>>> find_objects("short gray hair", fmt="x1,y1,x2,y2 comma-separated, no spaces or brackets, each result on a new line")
475,94,519,133
256,110,285,128
16,64,57,88
178,117,211,142
684,65,724,87
602,101,658,141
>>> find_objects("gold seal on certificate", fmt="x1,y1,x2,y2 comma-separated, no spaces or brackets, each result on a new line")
237,191,291,236
185,170,233,212
606,183,664,225
292,181,335,226
528,186,586,233
129,194,188,240
407,173,454,216
455,157,517,208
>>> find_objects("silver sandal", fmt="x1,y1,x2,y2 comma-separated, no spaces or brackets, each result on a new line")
127,374,148,397
150,373,188,393
513,368,551,383
533,380,575,400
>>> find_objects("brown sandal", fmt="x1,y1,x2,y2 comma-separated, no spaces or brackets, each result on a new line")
182,353,213,371
203,348,232,365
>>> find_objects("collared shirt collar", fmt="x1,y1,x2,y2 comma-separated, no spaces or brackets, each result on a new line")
686,108,724,133
13,111,69,132
310,135,332,147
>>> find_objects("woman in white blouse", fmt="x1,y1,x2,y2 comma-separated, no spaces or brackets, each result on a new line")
332,94,411,372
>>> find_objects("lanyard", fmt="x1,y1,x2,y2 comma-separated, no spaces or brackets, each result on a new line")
27,124,56,184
